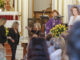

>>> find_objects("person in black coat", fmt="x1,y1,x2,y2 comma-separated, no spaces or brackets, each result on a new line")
8,21,20,60
66,21,80,60
0,18,7,45
27,37,50,60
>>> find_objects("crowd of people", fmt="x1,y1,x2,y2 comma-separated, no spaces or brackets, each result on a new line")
25,6,80,60
0,5,80,60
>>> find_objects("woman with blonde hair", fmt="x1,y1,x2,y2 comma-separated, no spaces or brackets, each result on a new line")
50,36,69,60
69,6,80,29
8,21,20,60
59,36,69,60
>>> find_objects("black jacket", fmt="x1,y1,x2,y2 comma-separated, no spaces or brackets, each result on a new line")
8,28,20,46
0,25,7,44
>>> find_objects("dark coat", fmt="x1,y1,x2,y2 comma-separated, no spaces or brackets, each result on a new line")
0,25,7,44
8,28,20,46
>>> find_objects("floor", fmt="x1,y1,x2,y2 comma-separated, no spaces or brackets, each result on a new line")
4,43,23,60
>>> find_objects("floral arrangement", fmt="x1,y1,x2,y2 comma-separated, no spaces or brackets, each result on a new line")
0,0,5,8
50,24,67,37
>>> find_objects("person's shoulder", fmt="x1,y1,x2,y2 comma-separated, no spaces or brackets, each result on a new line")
0,25,4,28
0,25,5,30
77,15,80,18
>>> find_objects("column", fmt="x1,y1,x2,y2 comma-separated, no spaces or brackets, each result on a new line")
63,0,67,23
52,0,55,10
59,0,62,15
18,0,21,12
22,0,29,42
29,0,32,18
54,0,58,10
15,0,18,11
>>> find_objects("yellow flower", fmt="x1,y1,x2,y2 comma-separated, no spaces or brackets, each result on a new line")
56,29,58,32
64,27,66,31
59,24,61,26
55,25,59,27
5,28,9,36
53,27,55,30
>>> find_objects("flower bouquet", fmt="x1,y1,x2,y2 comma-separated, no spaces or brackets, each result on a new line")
50,24,67,37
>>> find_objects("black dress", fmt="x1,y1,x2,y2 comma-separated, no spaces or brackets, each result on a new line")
0,25,7,45
31,30,41,35
8,28,20,60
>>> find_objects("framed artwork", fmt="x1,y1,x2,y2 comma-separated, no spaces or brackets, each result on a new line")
0,0,19,11
68,5,80,22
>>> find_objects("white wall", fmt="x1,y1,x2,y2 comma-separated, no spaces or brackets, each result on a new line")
34,0,50,11
28,0,32,18
28,0,51,18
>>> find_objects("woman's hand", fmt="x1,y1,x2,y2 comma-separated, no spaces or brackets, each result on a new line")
11,40,15,43
7,36,12,40
25,26,29,29
25,26,31,31
7,36,15,43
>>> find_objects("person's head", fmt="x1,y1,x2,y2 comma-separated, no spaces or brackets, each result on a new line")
71,6,80,16
53,10,59,16
55,36,66,50
0,18,7,26
12,21,19,30
66,21,80,53
50,10,59,18
27,37,50,60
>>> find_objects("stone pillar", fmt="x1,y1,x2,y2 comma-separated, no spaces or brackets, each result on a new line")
22,0,29,43
18,0,21,12
15,0,18,11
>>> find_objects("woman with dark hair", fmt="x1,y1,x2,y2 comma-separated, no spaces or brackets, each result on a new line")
66,21,80,60
0,18,12,59
68,6,80,29
46,10,62,34
0,18,7,60
27,37,50,60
